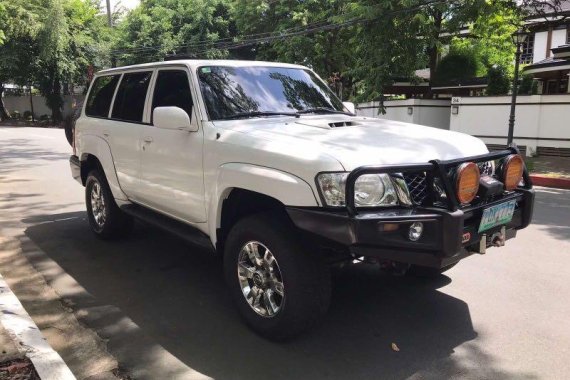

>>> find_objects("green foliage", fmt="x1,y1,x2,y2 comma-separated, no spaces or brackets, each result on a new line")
519,74,533,95
114,0,236,65
450,3,518,78
518,74,539,95
486,65,510,95
231,0,358,99
0,0,112,122
0,0,543,122
433,46,480,84
36,0,73,122
348,1,429,101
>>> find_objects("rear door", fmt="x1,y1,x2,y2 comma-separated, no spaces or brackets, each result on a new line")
137,67,206,222
107,70,153,199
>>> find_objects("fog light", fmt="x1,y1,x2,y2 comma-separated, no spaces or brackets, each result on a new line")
409,222,424,241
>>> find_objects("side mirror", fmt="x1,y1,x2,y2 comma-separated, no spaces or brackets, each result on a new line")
343,101,356,114
153,106,197,132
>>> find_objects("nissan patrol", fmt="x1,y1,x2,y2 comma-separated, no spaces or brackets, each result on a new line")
70,60,535,340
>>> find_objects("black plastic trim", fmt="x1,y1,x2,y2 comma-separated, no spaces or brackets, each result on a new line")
69,155,81,184
287,186,534,268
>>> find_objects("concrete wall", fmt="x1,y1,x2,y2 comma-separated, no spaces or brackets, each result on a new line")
2,95,84,119
356,99,451,129
449,95,570,156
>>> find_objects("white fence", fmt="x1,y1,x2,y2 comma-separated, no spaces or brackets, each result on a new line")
2,95,84,119
449,95,570,156
356,99,451,130
356,96,570,156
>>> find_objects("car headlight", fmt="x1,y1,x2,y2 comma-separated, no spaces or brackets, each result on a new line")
316,173,398,207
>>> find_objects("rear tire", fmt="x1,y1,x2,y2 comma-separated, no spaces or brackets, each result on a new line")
224,212,331,341
85,170,133,239
407,262,457,278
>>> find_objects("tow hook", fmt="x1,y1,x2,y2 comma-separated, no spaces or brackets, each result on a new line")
490,226,507,247
470,226,507,254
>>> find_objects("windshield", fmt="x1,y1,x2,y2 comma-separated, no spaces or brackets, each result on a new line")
197,66,347,120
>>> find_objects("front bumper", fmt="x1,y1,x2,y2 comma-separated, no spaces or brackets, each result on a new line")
288,148,535,269
287,189,534,268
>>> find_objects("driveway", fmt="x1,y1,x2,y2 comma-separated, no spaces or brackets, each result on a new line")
1,126,569,379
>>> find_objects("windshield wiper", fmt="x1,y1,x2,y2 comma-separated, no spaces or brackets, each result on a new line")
295,107,353,116
218,111,299,120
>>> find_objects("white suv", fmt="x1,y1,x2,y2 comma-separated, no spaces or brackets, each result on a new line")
70,60,535,340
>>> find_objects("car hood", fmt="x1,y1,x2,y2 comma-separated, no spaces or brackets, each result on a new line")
214,115,489,171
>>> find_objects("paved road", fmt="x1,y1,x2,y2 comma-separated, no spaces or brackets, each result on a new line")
1,126,569,380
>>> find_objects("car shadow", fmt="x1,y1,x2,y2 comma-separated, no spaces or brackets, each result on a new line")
24,211,480,379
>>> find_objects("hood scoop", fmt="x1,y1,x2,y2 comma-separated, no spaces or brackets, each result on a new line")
295,120,362,129
328,121,358,128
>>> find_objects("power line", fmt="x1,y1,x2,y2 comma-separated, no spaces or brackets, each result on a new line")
110,0,449,59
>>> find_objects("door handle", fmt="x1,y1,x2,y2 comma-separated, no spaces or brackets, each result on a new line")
143,136,153,143
103,131,110,138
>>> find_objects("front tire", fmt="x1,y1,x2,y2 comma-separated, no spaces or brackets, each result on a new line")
85,170,133,239
224,213,331,341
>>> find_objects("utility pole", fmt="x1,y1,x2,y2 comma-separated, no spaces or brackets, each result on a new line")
508,30,528,147
106,0,117,67
29,85,35,122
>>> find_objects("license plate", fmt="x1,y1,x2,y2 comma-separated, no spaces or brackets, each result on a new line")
478,200,516,233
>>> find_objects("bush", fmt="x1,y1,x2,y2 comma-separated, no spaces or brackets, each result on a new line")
434,48,479,85
519,75,536,95
12,111,21,119
486,65,510,95
531,80,538,95
23,110,33,120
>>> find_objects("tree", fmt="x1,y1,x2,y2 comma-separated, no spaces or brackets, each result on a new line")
433,47,479,85
35,0,76,123
113,0,237,65
486,64,510,95
0,0,41,120
232,0,357,100
0,0,111,122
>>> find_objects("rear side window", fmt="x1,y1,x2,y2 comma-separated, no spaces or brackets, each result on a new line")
85,75,120,118
111,71,152,123
152,70,193,120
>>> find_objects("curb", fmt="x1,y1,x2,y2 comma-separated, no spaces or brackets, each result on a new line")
529,174,570,190
0,274,76,380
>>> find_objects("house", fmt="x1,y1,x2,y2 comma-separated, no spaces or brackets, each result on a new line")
521,2,570,94
383,1,570,97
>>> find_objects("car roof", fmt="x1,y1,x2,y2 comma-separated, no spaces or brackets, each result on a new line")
96,59,309,76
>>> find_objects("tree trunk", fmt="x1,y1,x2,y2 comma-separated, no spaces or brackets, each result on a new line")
0,84,10,120
49,75,64,124
427,9,443,99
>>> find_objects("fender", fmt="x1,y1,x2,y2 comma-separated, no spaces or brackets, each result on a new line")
207,163,319,246
79,134,128,201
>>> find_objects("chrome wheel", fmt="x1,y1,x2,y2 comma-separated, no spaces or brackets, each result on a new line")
90,181,106,228
237,241,284,317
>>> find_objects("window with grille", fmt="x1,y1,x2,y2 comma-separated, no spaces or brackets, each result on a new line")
520,34,535,64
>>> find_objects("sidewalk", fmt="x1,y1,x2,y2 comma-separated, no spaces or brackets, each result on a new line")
1,272,75,380
527,156,570,189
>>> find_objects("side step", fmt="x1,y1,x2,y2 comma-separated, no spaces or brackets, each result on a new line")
120,203,215,252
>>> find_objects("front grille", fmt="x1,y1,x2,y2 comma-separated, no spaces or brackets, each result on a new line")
403,162,495,206
403,172,428,205
478,161,494,176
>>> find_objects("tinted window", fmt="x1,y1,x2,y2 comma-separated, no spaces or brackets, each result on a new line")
152,70,193,121
112,71,152,122
85,75,120,118
198,66,345,120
